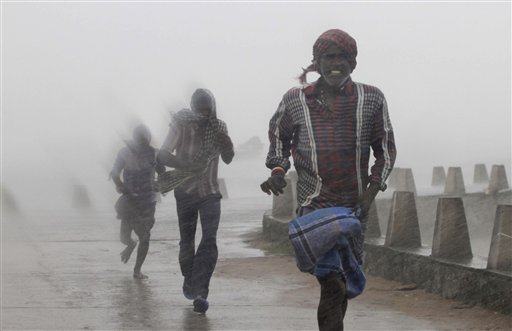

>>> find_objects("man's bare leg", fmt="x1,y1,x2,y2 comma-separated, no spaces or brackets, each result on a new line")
121,240,137,264
133,235,150,279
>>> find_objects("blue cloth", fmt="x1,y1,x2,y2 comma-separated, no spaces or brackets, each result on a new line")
288,207,366,299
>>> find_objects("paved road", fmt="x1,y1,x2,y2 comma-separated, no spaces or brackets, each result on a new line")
2,195,510,330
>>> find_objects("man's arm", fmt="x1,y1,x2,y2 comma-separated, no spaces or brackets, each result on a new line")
369,97,397,190
111,149,129,194
261,99,294,195
265,99,294,172
157,122,206,172
217,123,234,164
359,96,397,216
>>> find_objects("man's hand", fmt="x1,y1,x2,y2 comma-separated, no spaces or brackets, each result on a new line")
260,172,287,196
116,183,130,195
216,132,233,150
358,182,380,218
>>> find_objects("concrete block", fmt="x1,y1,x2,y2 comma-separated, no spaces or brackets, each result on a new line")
1,186,19,214
395,168,417,195
272,177,295,218
487,165,509,193
444,167,466,195
365,201,381,238
491,204,512,238
72,184,91,209
218,178,229,199
431,166,446,187
487,233,512,271
384,191,421,248
387,167,400,189
473,164,489,184
431,197,472,261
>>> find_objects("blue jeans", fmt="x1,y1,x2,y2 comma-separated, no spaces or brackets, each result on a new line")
175,189,221,299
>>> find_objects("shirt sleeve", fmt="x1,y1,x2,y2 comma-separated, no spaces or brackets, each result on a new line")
110,148,126,178
265,98,293,172
218,122,235,164
369,96,397,190
160,121,180,154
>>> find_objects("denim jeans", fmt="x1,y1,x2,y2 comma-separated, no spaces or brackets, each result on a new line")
175,188,221,299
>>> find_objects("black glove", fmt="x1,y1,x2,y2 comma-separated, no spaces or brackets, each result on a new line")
260,173,287,196
358,182,380,218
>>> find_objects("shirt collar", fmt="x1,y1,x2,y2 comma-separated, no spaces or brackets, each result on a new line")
303,76,354,98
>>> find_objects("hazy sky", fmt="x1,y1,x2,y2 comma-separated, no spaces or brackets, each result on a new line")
2,1,511,196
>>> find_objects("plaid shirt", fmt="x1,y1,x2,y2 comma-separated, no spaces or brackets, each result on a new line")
160,119,232,197
266,78,396,208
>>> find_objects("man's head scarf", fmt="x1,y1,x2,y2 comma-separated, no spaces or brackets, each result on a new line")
299,29,358,84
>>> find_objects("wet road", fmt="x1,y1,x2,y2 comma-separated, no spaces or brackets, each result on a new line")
2,195,510,330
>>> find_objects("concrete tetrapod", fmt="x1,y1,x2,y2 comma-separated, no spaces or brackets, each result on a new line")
487,204,512,271
72,184,92,209
384,191,421,249
365,201,381,238
387,167,400,189
487,165,509,194
431,166,446,187
272,176,295,219
431,197,472,261
444,167,466,195
395,168,417,195
473,164,489,184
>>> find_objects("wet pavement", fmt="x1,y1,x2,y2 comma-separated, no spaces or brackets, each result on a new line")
2,194,510,330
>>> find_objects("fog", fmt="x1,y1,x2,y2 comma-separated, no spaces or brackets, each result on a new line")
2,2,511,211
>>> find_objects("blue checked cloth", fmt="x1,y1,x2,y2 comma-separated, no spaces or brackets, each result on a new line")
288,207,366,299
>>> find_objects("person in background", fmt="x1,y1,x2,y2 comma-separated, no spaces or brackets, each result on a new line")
157,88,234,313
261,29,396,330
111,124,164,279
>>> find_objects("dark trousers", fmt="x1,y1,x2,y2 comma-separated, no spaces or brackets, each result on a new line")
175,189,221,299
298,206,348,331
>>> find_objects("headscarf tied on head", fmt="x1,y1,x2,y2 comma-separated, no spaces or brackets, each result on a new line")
299,29,358,84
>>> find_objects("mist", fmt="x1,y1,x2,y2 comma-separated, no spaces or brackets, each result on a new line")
2,2,511,212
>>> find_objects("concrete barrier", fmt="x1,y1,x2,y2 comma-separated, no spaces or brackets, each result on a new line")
261,185,512,313
365,202,381,238
72,184,91,209
473,164,489,184
431,197,472,261
387,167,400,189
431,166,446,187
1,186,20,214
491,204,512,239
487,233,512,272
444,167,466,195
271,176,296,219
363,243,511,314
395,168,417,195
487,165,509,193
487,204,512,271
384,191,422,248
218,177,229,199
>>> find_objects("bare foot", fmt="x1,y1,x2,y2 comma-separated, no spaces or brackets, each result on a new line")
120,242,137,264
133,271,148,279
